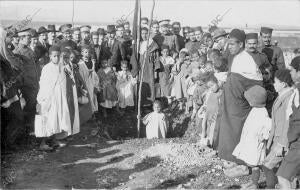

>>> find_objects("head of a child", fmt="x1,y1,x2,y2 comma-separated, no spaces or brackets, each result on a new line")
244,85,267,108
179,49,189,62
49,45,61,64
70,50,79,64
121,60,129,72
161,45,169,58
171,50,178,59
102,59,110,69
206,73,219,93
81,45,91,61
190,50,200,62
153,100,162,113
290,56,300,84
274,69,294,93
261,68,272,82
205,61,214,72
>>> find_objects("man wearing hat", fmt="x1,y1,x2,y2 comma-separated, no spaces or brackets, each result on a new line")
153,19,180,52
13,28,41,136
217,29,264,177
58,24,78,51
116,24,132,61
182,26,190,43
47,24,58,46
185,28,201,53
150,20,160,38
259,27,285,77
79,25,92,49
101,25,126,71
30,29,39,51
91,31,102,71
212,28,230,59
37,26,50,51
124,21,130,31
194,26,203,42
172,22,185,51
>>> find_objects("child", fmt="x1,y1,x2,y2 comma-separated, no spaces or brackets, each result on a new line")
171,48,190,110
97,60,119,117
276,57,300,189
262,69,294,189
35,46,75,150
116,60,137,111
159,45,175,103
78,45,99,113
200,74,223,147
143,100,168,139
232,85,272,189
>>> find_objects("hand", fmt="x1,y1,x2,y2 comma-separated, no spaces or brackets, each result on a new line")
274,145,283,157
36,103,42,114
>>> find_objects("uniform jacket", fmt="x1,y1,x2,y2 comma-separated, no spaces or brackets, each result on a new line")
153,33,180,52
260,44,285,71
288,83,300,149
100,39,126,70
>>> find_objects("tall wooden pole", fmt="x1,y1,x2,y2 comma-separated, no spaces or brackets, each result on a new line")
137,0,155,138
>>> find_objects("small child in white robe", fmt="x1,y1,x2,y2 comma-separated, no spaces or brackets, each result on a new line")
232,85,272,189
116,61,137,110
143,100,168,139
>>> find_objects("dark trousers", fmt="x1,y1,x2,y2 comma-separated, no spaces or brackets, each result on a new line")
1,101,25,147
21,86,38,133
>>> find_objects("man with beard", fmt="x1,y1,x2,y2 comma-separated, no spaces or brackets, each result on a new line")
212,28,230,59
153,19,179,52
37,26,50,51
47,24,58,46
13,28,41,137
185,28,201,53
259,27,285,77
172,21,185,51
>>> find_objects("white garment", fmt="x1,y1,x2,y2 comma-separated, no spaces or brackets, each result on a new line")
116,71,137,108
143,112,168,139
232,107,271,166
35,62,72,137
159,56,174,66
231,50,263,81
78,60,99,112
139,39,154,55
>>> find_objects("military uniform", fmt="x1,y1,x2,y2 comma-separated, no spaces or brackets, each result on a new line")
153,33,179,52
260,44,285,73
13,43,40,131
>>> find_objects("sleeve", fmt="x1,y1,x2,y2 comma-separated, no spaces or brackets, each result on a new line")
260,116,272,140
36,65,57,104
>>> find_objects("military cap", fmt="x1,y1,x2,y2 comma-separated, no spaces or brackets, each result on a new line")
141,17,149,22
60,24,72,33
159,19,170,26
229,29,246,42
49,45,61,53
47,24,58,32
38,26,48,34
212,28,228,39
246,33,258,40
172,22,181,27
151,20,159,26
80,25,91,33
91,31,99,36
107,25,116,33
97,28,106,35
260,27,273,34
17,28,31,37
194,26,203,32
30,29,38,38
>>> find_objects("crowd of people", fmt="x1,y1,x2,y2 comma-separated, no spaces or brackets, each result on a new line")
1,17,300,189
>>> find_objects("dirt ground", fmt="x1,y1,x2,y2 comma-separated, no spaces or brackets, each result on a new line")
1,104,269,189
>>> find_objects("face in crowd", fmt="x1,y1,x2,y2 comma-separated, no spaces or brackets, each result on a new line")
116,27,124,38
141,28,148,41
245,39,258,53
19,33,31,46
189,32,196,42
172,24,181,35
108,31,116,40
151,23,160,35
160,25,169,35
92,34,99,45
141,19,148,28
261,32,272,46
72,30,81,43
48,31,56,41
63,31,72,41
39,32,48,43
228,37,244,55
31,36,39,48
81,31,90,41
213,36,227,50
195,30,203,41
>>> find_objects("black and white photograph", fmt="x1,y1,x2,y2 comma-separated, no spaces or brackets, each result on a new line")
1,0,300,189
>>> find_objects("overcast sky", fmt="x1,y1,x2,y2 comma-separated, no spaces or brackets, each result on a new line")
1,0,300,29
